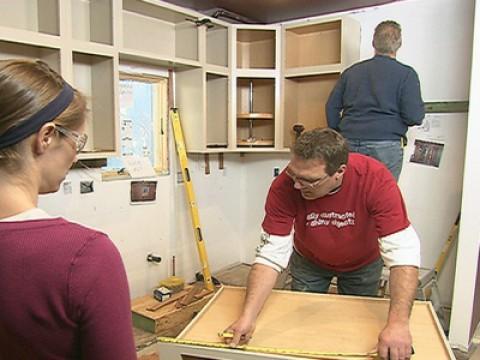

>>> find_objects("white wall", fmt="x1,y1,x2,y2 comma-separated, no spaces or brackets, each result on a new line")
38,153,247,298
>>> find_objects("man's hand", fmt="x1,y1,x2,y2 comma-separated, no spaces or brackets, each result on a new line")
223,315,256,347
377,321,413,360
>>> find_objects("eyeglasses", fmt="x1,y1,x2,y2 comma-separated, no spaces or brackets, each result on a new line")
55,125,88,153
285,168,330,189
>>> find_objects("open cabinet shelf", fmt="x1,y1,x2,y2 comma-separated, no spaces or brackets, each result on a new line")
236,78,275,148
236,28,276,69
0,40,60,72
73,52,117,157
207,24,228,68
206,73,229,148
71,0,113,45
285,20,341,69
283,73,340,148
0,0,59,36
122,0,199,64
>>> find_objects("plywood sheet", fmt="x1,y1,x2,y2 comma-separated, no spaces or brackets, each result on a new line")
178,286,453,360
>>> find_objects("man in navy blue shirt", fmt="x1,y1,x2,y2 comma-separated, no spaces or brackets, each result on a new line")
326,20,424,181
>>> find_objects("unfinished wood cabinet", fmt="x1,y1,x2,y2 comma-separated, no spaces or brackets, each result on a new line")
229,25,281,152
282,17,360,148
0,0,59,36
0,41,61,72
0,1,361,156
236,28,276,70
121,0,200,66
236,78,275,148
71,0,113,45
0,0,119,159
176,68,230,151
206,24,229,69
158,286,455,360
72,52,118,156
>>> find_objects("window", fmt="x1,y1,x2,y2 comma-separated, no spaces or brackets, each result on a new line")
106,72,169,177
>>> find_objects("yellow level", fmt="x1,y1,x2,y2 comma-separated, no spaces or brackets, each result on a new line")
170,108,214,292
157,336,379,359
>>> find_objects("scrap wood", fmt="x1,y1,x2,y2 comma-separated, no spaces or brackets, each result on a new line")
146,288,189,312
175,282,204,308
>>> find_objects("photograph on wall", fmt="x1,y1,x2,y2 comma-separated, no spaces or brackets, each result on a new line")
410,139,445,168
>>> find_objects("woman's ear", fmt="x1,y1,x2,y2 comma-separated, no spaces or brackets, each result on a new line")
34,122,56,154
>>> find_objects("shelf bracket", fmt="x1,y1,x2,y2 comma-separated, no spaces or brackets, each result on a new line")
218,153,224,170
204,154,210,175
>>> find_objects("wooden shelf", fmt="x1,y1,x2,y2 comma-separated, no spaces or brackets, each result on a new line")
237,139,274,147
237,113,273,120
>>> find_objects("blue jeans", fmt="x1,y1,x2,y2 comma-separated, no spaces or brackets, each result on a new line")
347,140,403,181
290,250,384,296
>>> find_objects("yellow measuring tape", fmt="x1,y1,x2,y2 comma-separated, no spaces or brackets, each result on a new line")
157,336,379,359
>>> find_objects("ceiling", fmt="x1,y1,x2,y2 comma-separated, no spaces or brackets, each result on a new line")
160,0,403,24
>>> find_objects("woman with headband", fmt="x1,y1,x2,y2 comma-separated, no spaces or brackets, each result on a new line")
0,60,136,359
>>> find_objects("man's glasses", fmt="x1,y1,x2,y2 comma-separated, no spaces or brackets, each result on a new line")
285,168,330,189
55,125,88,153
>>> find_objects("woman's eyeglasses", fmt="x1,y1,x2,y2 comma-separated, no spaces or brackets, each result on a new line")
55,125,88,153
285,168,330,189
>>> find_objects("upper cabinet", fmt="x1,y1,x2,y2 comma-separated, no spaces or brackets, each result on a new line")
283,17,360,77
206,24,229,69
0,0,360,156
282,17,359,148
229,25,281,152
121,0,200,66
71,0,113,46
0,0,59,37
236,28,276,70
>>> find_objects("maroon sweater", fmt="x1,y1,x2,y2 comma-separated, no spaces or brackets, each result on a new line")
0,218,136,360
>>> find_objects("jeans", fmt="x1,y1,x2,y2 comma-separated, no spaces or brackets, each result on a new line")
347,140,403,181
290,250,384,296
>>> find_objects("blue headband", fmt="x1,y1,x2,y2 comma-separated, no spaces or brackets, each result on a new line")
0,82,74,150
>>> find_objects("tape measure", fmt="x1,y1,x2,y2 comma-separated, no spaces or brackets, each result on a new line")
157,336,379,359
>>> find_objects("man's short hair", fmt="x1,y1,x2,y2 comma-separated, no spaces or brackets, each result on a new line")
292,128,349,175
373,20,402,55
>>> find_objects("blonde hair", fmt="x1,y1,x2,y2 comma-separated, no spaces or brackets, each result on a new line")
0,59,86,172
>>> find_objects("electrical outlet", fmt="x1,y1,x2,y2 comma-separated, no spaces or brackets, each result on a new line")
176,171,184,184
80,180,94,194
63,181,72,195
273,167,280,177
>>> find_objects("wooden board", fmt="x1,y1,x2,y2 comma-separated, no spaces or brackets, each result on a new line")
158,286,454,360
131,286,214,336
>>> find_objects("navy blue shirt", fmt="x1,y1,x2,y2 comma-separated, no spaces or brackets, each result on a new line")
326,55,424,141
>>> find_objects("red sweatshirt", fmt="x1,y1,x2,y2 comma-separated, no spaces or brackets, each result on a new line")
0,216,136,360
